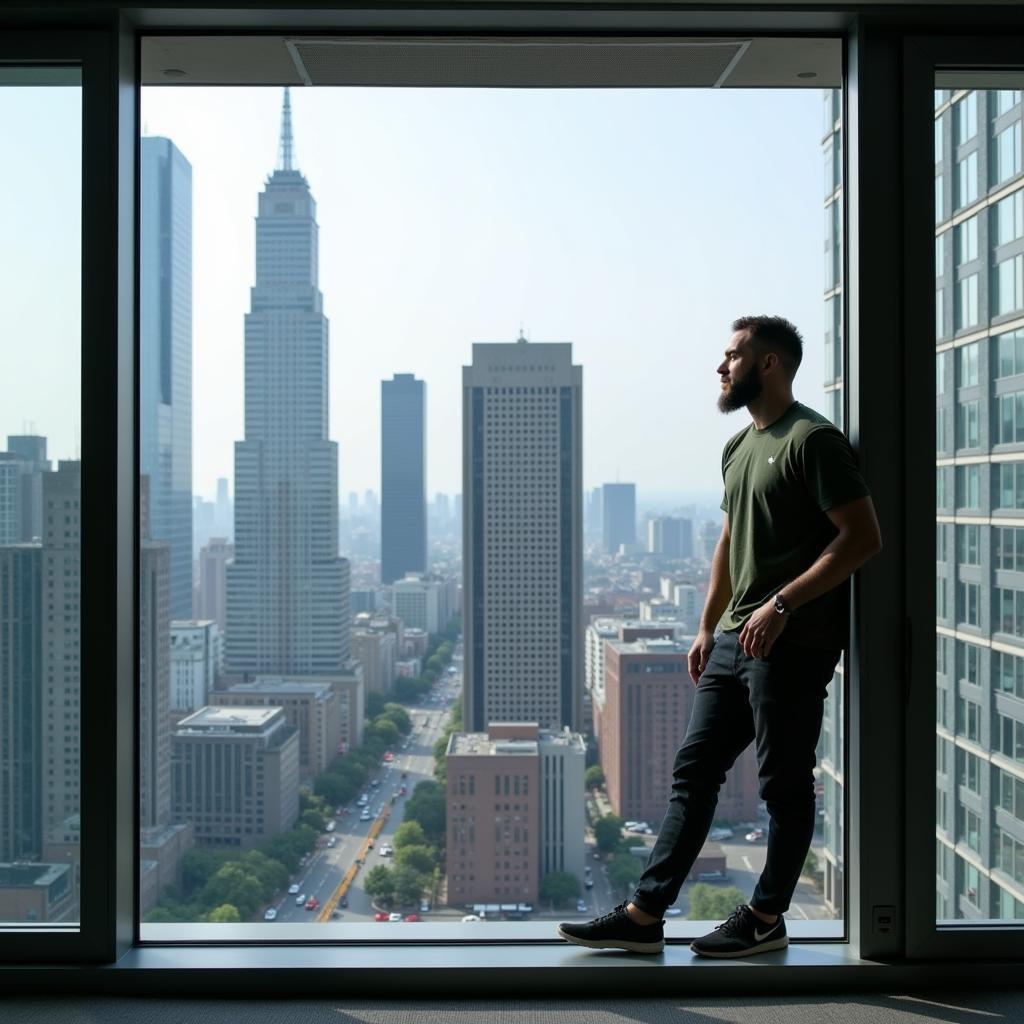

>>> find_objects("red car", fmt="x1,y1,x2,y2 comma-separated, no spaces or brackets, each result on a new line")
404,913,420,922
374,912,389,922
304,897,319,911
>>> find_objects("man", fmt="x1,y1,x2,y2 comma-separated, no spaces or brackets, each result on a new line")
558,315,881,958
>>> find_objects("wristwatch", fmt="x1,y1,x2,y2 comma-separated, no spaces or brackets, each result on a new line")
773,592,790,616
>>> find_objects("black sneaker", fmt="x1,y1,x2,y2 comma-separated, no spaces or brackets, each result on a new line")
557,902,665,954
689,904,788,958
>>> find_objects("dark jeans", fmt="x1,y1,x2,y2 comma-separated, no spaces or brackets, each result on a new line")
631,628,841,918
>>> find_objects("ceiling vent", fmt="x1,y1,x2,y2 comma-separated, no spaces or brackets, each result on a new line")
285,37,752,89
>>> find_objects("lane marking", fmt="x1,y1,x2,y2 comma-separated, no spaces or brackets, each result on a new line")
742,855,753,871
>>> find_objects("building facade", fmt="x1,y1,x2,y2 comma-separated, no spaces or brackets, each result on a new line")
225,89,351,676
538,727,586,880
170,620,221,712
171,706,299,850
601,483,636,555
140,135,193,620
380,374,426,584
462,337,583,732
195,538,232,631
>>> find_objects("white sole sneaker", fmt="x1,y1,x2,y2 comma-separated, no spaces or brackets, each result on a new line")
557,925,665,954
689,935,789,958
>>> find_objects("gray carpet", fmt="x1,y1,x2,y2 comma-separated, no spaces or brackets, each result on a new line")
3,994,1024,1024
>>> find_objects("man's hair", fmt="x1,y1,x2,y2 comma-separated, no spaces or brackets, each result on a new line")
732,315,804,378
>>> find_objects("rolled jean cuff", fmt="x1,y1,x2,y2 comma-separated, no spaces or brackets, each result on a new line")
629,892,664,918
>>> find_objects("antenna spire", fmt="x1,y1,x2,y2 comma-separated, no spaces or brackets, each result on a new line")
278,87,294,171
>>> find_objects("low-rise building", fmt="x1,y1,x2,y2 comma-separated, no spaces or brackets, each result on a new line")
170,619,221,712
0,863,74,924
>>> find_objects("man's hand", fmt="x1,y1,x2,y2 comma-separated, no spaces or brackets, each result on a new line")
688,630,716,685
738,599,788,659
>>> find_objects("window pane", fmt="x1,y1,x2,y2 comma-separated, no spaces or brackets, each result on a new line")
138,79,847,939
0,69,82,927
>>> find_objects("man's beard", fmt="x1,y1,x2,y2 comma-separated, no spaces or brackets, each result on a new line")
717,363,763,413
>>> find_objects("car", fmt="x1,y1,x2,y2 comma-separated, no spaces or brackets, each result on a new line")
576,899,588,913
584,878,594,889
665,908,683,917
325,820,335,832
326,836,337,848
383,751,394,762
592,851,601,860
374,912,389,922
360,810,371,822
288,883,300,895
623,821,639,830
331,909,342,919
697,871,731,883
404,913,420,922
370,779,381,789
305,897,319,911
419,900,430,913
295,894,306,905
398,785,406,796
388,912,403,922
709,827,734,841
745,828,767,842
357,794,369,806
626,822,650,833
263,908,278,921
461,914,481,922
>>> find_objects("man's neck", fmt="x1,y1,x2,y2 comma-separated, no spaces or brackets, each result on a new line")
747,393,796,431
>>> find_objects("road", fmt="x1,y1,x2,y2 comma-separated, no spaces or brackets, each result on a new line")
262,672,461,925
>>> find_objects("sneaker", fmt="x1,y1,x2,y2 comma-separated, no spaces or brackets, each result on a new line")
689,904,788,958
557,902,665,954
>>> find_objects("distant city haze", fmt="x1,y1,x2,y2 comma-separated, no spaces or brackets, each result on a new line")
2,86,827,500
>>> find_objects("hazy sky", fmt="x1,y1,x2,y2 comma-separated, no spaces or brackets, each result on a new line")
3,84,829,501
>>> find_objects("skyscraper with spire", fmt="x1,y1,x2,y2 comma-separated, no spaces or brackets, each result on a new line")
225,89,351,676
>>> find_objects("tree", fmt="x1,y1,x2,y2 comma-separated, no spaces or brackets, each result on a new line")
803,848,820,878
688,884,747,921
540,872,580,909
380,703,412,735
366,717,400,748
365,691,388,719
364,865,396,905
301,808,326,832
584,765,605,789
593,814,624,853
240,850,288,901
391,864,428,906
313,773,350,807
393,821,427,851
404,780,446,845
181,847,230,896
206,903,241,923
199,863,264,920
606,855,643,896
394,844,435,876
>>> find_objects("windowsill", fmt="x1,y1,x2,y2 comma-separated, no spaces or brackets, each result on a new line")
7,937,1024,997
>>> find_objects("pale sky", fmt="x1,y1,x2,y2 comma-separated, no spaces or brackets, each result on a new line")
3,84,829,502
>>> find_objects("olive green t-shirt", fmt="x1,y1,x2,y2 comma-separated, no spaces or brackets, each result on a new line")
719,401,870,650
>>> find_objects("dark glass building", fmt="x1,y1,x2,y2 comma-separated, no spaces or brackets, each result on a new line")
380,374,426,584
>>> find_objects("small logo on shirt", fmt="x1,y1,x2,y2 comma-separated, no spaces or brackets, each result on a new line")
767,455,776,464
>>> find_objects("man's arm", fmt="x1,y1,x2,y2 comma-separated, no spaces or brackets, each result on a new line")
688,516,732,684
738,495,882,658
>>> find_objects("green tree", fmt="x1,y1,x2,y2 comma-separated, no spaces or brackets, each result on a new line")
199,863,263,920
404,780,446,845
143,905,184,923
391,864,428,906
539,872,580,909
803,848,820,878
394,844,436,876
365,691,388,719
593,814,624,853
313,773,350,807
240,850,288,901
301,807,326,832
366,717,401,748
206,903,241,923
584,765,605,789
688,884,747,921
448,699,463,731
379,703,412,735
364,865,396,905
393,821,427,850
181,847,230,896
606,854,643,896
426,655,444,673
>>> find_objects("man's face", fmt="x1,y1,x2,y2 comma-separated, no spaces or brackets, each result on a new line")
716,331,763,413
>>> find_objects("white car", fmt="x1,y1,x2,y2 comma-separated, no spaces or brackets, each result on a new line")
357,794,369,806
461,914,481,922
360,810,371,822
388,912,403,922
288,883,300,894
626,822,650,833
263,908,278,921
295,893,306,906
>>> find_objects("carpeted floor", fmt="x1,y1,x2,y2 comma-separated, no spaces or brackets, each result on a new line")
3,994,1024,1024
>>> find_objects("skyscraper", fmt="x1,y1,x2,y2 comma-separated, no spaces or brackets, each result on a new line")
380,374,426,583
601,482,636,555
462,336,582,731
1,436,50,544
0,544,42,861
140,136,193,620
226,89,351,676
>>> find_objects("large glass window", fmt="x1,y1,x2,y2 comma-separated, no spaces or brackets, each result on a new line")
994,189,1024,246
0,68,82,928
996,253,1024,315
956,91,979,145
995,121,1023,185
958,151,979,209
139,74,844,940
